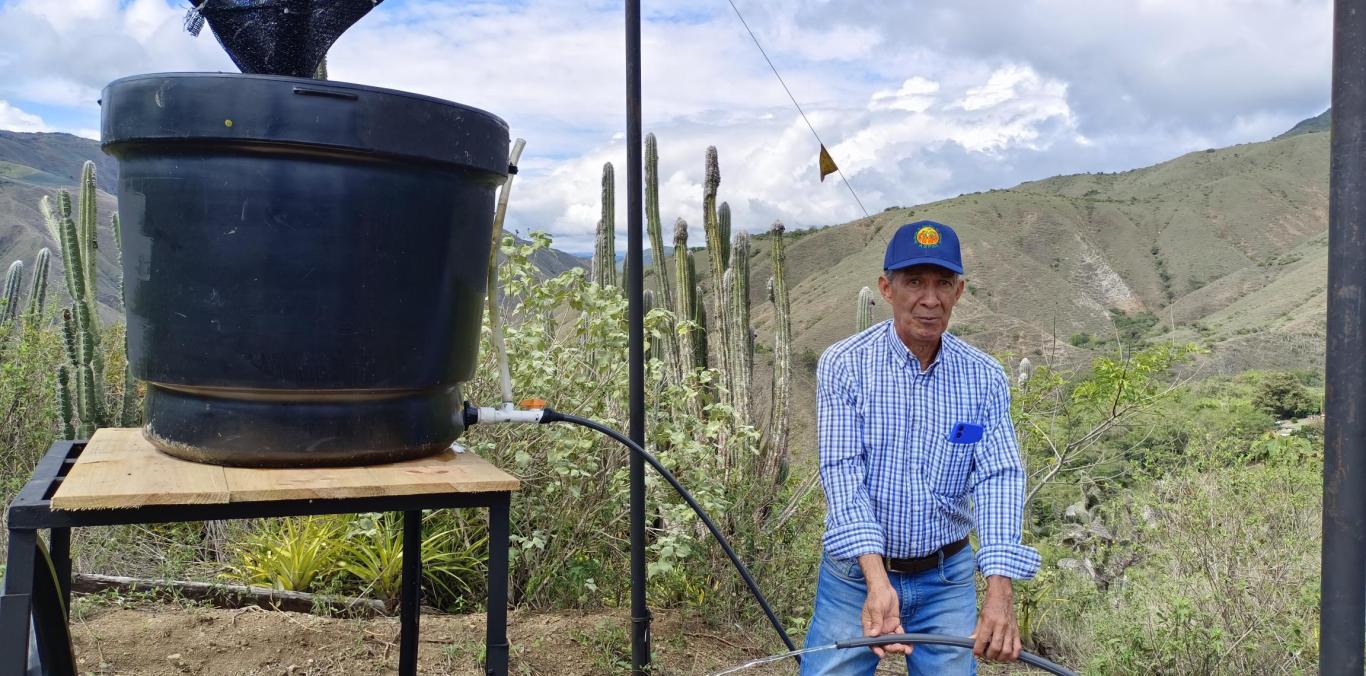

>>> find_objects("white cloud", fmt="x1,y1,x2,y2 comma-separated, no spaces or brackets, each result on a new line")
0,0,231,109
871,77,940,113
0,99,47,132
0,0,1333,254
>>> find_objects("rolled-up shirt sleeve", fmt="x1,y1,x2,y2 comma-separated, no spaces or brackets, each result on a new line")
817,351,885,559
971,370,1041,579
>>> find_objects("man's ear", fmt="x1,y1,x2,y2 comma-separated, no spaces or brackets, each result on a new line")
878,273,894,303
954,277,966,302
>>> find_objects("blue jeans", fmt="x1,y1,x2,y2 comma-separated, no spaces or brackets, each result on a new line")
799,547,978,675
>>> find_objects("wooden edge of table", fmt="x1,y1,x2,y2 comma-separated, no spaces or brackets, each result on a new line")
50,428,520,511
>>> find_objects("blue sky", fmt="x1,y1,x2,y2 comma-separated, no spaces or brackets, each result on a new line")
0,0,1333,254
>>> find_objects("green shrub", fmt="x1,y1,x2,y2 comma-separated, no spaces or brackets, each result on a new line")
223,515,345,592
1046,464,1322,674
1254,371,1319,419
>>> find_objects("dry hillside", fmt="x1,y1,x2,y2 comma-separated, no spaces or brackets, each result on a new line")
677,126,1329,377
652,122,1330,453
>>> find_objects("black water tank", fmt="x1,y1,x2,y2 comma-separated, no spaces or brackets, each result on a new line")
101,73,509,467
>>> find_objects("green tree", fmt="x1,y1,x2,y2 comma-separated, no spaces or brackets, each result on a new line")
1253,371,1318,419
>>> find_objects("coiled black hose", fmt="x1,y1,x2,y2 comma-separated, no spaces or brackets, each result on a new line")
835,634,1078,675
540,409,800,656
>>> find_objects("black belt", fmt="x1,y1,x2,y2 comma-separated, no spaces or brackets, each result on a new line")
883,537,969,575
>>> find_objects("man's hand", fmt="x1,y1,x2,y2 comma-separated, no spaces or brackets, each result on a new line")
971,575,1021,662
857,555,912,658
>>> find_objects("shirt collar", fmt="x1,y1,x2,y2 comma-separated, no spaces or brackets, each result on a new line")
885,321,953,375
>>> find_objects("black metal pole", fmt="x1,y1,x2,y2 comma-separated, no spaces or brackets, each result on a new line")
485,496,511,676
399,511,422,675
1322,1,1366,673
625,0,650,673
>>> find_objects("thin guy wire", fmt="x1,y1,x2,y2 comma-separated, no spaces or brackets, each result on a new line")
725,0,871,219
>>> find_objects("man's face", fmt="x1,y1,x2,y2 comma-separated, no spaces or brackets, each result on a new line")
878,264,965,345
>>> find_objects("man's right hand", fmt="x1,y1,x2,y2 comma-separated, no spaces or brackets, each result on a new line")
858,554,912,658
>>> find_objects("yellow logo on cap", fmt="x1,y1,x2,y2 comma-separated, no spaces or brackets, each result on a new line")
915,226,940,247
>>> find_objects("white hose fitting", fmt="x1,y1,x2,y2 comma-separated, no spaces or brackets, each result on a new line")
476,403,545,424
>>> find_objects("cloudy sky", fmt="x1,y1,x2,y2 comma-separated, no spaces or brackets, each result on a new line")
0,0,1333,253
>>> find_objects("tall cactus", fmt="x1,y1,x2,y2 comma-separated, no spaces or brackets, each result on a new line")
60,163,104,374
702,147,733,393
688,251,708,370
1,260,23,324
645,135,674,307
592,162,618,289
703,148,729,275
857,286,875,332
78,162,99,306
26,248,51,322
672,219,697,371
644,134,680,382
726,232,754,422
731,232,753,360
49,159,131,436
764,221,792,483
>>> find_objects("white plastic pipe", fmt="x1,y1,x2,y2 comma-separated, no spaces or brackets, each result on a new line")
487,138,527,406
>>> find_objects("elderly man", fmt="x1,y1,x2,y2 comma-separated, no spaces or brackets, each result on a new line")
800,220,1040,675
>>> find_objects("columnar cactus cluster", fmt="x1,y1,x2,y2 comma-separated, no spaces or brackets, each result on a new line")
857,286,875,332
0,248,53,328
592,162,617,289
49,161,139,436
589,136,794,485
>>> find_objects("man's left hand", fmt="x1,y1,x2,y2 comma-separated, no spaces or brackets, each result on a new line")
971,575,1021,662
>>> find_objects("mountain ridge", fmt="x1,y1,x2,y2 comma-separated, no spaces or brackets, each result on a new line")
0,116,1330,379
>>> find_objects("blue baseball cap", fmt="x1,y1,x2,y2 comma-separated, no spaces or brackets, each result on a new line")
883,220,964,275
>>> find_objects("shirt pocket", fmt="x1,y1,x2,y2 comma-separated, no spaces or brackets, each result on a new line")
922,424,978,498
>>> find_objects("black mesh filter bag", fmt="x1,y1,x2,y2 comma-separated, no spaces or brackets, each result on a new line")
186,0,384,77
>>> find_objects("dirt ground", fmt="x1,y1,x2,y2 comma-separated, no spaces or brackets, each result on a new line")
68,601,800,676
66,599,1045,674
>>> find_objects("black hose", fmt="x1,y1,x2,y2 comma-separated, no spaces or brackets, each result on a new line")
835,634,1078,675
541,409,800,656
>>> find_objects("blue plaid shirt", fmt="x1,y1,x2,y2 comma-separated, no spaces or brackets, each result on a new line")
817,320,1040,579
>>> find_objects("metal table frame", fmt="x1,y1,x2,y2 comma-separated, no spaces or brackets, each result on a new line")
1,440,512,676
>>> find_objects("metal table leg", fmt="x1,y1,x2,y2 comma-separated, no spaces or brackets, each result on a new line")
399,510,422,676
485,495,510,676
30,536,75,676
1,529,37,676
48,528,70,612
1,529,74,676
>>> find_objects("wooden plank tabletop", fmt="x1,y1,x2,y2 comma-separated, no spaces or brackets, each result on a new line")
51,428,520,511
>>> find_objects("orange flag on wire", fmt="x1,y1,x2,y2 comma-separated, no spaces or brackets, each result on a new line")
819,144,838,182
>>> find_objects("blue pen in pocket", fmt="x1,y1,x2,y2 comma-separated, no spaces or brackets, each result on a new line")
948,422,984,444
